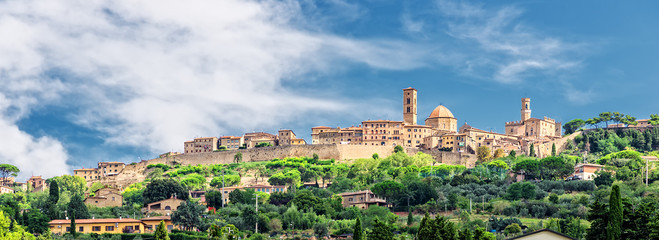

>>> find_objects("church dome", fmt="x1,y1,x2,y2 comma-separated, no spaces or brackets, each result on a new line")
428,105,455,118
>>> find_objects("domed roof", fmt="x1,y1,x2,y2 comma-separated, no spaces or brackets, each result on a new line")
428,105,455,118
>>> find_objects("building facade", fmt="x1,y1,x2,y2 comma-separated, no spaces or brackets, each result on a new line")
49,218,144,235
505,98,562,138
85,188,123,208
219,136,244,150
183,137,218,154
144,197,185,216
74,162,127,182
338,190,390,209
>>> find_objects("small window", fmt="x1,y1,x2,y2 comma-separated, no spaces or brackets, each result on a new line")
79,226,84,232
106,226,114,231
93,226,101,232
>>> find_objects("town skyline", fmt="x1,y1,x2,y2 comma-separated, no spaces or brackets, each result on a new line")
2,0,659,179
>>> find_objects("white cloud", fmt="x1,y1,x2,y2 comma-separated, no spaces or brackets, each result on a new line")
0,0,426,176
437,0,585,85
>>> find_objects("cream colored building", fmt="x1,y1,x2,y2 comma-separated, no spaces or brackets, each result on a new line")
183,137,218,154
219,136,244,150
507,229,575,240
505,98,561,138
403,124,433,148
85,188,123,208
49,218,144,235
144,197,185,216
425,105,458,133
572,164,604,180
278,129,306,146
338,190,390,209
0,186,14,194
27,176,47,192
244,132,277,148
311,126,332,144
74,162,126,182
362,120,404,146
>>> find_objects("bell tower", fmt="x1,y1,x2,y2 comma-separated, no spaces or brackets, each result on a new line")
521,98,531,122
403,88,417,125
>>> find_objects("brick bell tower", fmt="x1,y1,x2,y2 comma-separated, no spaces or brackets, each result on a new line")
403,88,417,125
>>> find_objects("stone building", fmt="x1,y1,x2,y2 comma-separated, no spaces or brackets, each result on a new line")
85,187,123,208
219,136,244,150
505,98,562,138
144,197,185,216
338,190,390,209
243,132,277,148
27,176,47,192
362,120,405,146
74,162,126,182
0,186,14,194
425,105,458,133
278,130,306,146
183,137,218,154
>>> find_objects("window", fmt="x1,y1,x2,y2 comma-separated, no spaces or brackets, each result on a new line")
407,98,410,104
349,198,353,202
92,226,101,232
165,206,171,210
66,227,71,232
106,226,114,231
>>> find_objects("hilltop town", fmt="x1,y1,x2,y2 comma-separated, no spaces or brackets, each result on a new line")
1,87,658,240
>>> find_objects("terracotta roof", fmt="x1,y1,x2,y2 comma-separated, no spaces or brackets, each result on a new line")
49,218,142,224
428,105,455,118
146,197,184,206
141,216,171,221
244,185,286,188
339,190,373,196
312,126,332,129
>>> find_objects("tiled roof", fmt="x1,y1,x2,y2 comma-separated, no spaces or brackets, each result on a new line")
49,218,141,224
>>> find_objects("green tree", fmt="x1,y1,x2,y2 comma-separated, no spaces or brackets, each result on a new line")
208,224,221,240
504,223,521,236
24,210,49,234
372,153,379,160
67,194,90,219
69,212,76,238
155,220,170,240
221,224,239,240
529,143,536,157
368,218,393,240
205,191,223,210
539,156,573,180
142,178,188,204
407,209,413,226
505,182,536,200
313,221,329,239
594,171,613,186
586,200,608,240
508,150,516,158
493,149,505,159
234,152,243,163
600,112,613,127
563,119,586,134
477,146,491,162
172,199,205,231
606,185,622,240
46,180,60,219
551,143,557,156
353,217,363,240
459,228,473,240
394,145,404,153
513,159,540,180
0,164,19,186
473,227,496,240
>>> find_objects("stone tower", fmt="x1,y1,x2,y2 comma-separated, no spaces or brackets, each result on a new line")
521,98,531,122
403,88,417,125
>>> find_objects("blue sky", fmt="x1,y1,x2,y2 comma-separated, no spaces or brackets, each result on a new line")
0,0,658,179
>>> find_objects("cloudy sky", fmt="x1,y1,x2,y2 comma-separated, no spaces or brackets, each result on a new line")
1,0,658,179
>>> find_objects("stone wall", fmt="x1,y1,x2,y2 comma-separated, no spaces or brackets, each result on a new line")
405,147,477,167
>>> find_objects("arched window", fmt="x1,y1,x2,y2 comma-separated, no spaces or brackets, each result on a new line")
165,206,171,210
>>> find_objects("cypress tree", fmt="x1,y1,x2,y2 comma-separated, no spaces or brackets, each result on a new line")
367,218,394,240
353,217,363,240
47,180,60,219
529,143,536,157
155,220,170,240
67,194,91,219
607,185,622,240
459,228,473,240
70,212,76,238
417,213,432,240
407,208,413,226
551,143,557,156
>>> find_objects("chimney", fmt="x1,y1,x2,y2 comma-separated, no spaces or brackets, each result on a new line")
119,216,122,220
